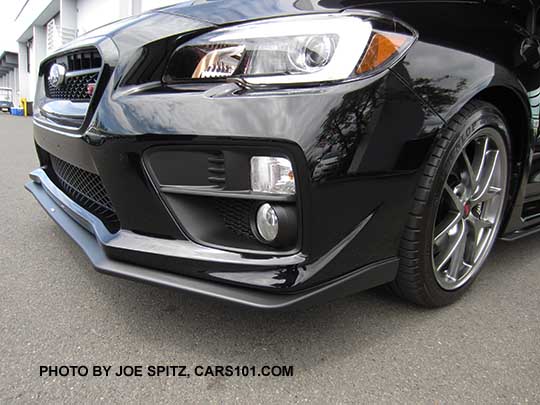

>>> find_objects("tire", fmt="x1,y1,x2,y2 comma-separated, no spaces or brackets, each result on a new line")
392,100,511,307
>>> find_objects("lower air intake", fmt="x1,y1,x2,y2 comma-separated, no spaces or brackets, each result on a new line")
49,154,120,233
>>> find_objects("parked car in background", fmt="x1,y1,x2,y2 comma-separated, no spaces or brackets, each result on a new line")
26,0,540,309
0,87,13,113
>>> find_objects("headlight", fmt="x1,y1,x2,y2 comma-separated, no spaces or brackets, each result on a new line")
164,12,416,86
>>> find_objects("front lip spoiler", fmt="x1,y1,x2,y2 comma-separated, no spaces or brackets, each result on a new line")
25,168,399,309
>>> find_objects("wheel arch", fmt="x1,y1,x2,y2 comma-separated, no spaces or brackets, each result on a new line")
470,85,532,232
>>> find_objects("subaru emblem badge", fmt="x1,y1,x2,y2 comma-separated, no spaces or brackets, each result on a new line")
48,64,66,88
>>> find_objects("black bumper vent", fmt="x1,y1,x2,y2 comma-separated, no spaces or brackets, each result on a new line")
215,198,257,240
49,155,120,233
208,153,226,186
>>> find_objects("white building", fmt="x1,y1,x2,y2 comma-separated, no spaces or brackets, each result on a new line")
0,52,19,100
0,0,184,109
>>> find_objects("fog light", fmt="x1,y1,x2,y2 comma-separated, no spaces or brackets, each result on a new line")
254,203,298,248
256,203,279,242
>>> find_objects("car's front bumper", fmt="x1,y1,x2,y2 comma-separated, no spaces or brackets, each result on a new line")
26,167,398,309
27,7,446,307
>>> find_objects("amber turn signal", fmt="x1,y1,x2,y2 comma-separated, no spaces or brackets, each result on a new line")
357,32,410,75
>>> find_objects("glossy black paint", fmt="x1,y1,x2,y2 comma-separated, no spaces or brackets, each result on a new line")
28,0,540,303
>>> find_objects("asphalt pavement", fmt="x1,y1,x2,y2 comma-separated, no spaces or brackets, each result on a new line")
0,114,539,403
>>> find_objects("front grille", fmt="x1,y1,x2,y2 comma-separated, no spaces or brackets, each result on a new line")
67,50,102,71
215,198,257,240
44,48,102,102
47,71,98,101
49,155,120,233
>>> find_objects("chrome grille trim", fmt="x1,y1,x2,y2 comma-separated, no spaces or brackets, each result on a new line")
65,68,101,78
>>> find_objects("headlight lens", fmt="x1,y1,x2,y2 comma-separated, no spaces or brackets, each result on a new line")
164,13,416,86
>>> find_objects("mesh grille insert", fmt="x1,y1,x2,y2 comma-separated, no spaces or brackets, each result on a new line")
46,72,98,101
215,198,257,241
49,155,120,233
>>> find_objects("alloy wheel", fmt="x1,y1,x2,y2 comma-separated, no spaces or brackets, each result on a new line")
432,129,508,290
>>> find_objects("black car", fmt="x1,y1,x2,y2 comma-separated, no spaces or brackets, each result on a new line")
26,0,540,309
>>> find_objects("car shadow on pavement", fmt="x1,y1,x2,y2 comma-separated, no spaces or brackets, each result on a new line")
51,223,540,369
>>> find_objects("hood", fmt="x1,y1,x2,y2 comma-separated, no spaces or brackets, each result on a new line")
160,0,538,27
48,0,521,65
159,0,343,25
47,1,344,69
50,11,213,63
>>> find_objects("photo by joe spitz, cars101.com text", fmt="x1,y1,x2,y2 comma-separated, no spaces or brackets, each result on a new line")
26,0,540,309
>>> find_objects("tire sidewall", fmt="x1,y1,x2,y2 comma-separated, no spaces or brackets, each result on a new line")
418,105,512,305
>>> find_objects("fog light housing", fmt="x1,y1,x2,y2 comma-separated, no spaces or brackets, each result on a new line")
254,203,297,247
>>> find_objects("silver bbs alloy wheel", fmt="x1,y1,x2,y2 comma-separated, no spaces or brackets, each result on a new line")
432,129,508,290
